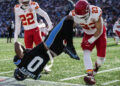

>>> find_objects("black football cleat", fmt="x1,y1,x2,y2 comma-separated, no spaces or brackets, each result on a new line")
93,62,101,75
63,46,80,60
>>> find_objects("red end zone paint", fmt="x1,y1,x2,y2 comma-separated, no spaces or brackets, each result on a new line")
0,78,6,82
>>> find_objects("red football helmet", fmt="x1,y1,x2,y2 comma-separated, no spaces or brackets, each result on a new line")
75,0,90,19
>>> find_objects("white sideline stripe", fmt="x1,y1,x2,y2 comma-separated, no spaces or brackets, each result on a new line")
107,41,115,43
0,71,13,75
0,76,86,86
102,80,120,85
60,67,120,81
0,59,12,61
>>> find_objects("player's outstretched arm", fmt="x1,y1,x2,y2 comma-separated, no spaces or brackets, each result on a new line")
14,42,24,59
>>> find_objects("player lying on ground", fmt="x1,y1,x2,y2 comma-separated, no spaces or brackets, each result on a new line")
13,15,80,81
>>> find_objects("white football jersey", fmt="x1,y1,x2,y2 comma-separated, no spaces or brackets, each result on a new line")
69,5,103,35
113,21,120,33
14,1,52,42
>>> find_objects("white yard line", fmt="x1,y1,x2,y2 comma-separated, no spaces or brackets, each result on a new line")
0,59,12,61
0,71,13,75
107,41,114,43
102,80,120,85
0,76,86,86
60,67,120,81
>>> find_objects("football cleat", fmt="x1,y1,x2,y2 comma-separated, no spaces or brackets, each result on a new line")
93,62,101,75
84,73,96,85
63,46,80,60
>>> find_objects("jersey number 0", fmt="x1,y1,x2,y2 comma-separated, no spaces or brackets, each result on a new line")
27,56,43,72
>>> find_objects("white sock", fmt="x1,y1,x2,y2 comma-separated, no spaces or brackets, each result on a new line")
115,36,119,44
96,57,105,67
83,50,93,70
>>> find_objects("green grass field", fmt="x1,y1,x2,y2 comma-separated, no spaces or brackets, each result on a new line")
0,38,120,86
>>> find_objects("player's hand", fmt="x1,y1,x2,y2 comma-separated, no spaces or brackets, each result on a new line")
47,24,53,31
81,40,91,49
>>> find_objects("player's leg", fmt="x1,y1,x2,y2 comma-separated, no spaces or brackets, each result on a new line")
114,30,120,44
94,26,107,75
10,33,12,43
62,16,80,60
81,33,96,85
7,33,9,43
24,30,34,48
33,27,43,46
45,16,79,60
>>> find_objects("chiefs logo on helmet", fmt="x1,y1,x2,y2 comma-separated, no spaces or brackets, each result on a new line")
75,0,90,19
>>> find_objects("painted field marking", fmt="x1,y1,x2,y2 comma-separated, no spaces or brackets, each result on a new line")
60,67,120,81
0,71,13,75
0,76,86,86
102,80,120,85
0,58,12,62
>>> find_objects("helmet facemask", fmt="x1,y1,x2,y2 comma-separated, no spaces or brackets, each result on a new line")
75,0,90,21
19,0,31,9
14,68,27,81
75,11,90,20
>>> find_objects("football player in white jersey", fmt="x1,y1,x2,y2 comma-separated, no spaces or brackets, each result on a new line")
69,0,107,85
113,18,120,44
14,0,53,49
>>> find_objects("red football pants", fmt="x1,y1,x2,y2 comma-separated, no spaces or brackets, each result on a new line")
81,25,107,57
24,27,42,48
115,30,120,37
